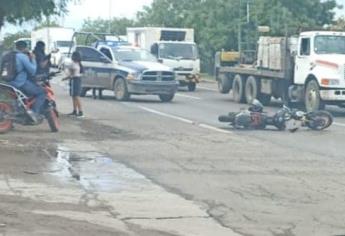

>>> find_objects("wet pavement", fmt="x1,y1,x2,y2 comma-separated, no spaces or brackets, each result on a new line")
0,138,240,236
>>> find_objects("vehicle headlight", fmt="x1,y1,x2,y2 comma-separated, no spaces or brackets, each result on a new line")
126,72,139,80
321,79,340,86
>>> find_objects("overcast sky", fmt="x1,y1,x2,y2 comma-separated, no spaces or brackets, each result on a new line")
0,0,345,39
63,0,153,28
0,0,153,38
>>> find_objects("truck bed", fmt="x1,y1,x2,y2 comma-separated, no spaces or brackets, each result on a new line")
219,64,286,80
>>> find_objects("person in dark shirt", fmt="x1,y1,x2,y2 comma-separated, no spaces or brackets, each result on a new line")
33,41,51,76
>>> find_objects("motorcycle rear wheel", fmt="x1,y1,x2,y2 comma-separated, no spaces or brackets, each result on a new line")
0,103,13,134
45,108,59,132
306,110,333,130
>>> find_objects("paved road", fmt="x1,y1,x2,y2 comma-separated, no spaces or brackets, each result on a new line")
1,80,345,236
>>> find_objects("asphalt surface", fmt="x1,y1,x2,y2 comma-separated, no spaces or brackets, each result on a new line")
1,78,345,236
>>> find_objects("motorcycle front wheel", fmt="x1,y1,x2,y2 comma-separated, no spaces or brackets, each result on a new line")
306,110,333,131
0,102,13,134
45,108,59,132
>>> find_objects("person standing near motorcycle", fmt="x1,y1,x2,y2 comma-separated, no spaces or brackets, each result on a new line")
62,51,84,117
10,40,45,122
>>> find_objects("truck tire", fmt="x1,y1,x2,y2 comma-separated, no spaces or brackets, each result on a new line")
80,88,89,97
188,82,196,92
232,74,246,103
159,94,175,102
114,78,130,101
305,80,324,112
245,76,258,104
217,73,231,94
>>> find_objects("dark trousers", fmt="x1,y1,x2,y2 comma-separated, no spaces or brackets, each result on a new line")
21,80,46,113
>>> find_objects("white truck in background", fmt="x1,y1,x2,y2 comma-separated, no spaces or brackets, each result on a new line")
31,27,75,67
127,27,200,91
215,31,345,112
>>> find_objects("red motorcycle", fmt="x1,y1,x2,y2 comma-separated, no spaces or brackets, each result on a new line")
0,72,59,133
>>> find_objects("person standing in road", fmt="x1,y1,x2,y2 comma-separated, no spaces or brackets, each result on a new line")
62,51,84,117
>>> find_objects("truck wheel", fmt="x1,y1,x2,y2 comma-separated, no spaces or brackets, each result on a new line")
232,74,245,103
245,76,258,104
80,88,89,97
159,94,175,102
217,74,231,94
305,80,324,112
188,82,196,92
114,78,130,101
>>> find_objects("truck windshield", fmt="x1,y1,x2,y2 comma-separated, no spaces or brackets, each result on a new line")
113,49,157,62
159,43,198,60
56,41,74,48
314,36,345,54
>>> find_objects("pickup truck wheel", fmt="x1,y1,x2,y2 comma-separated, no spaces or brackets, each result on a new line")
159,94,175,102
232,74,245,103
80,88,89,97
305,80,324,112
245,76,258,104
188,82,196,92
217,74,231,94
114,78,130,101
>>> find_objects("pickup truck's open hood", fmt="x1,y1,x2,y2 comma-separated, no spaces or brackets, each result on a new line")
119,61,172,72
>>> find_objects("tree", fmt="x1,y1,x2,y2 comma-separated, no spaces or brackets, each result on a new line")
81,17,136,35
0,0,71,30
76,17,136,45
330,17,345,30
2,30,31,49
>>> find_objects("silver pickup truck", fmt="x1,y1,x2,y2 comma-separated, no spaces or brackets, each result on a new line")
71,45,178,102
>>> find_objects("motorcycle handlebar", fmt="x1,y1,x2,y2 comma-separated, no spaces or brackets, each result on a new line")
34,71,61,82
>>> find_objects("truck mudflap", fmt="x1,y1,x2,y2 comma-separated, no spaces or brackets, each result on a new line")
320,89,345,101
127,80,178,95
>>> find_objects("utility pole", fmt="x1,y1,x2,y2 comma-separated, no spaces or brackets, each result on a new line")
108,0,112,34
238,0,242,53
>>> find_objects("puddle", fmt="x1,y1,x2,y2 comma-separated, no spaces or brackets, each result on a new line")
51,145,145,193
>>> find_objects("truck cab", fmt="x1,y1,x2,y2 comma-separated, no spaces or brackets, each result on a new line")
150,41,200,91
293,31,345,111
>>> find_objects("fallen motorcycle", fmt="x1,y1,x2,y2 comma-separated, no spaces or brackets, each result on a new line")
218,100,333,131
0,72,60,134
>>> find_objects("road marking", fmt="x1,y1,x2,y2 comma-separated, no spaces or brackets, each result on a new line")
176,93,202,100
198,86,218,92
138,106,194,124
199,123,233,134
334,122,345,127
138,106,233,134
